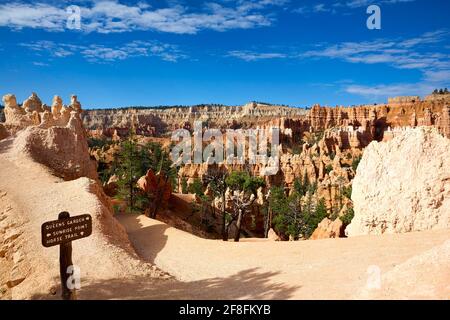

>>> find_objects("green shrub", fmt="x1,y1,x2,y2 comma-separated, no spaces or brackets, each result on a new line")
340,207,354,225
342,185,352,199
352,156,362,172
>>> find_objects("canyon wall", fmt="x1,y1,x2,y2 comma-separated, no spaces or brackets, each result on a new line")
81,102,308,138
79,95,450,143
347,127,450,236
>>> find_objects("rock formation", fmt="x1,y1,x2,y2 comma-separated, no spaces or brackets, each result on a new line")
22,92,44,113
310,218,344,240
81,103,308,138
2,94,37,131
438,105,450,138
388,96,421,105
77,93,450,239
2,93,97,180
307,99,448,137
267,228,281,241
346,127,450,236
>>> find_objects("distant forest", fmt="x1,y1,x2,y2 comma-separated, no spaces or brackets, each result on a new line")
432,88,449,95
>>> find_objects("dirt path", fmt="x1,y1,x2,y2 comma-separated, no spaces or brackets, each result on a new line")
1,135,449,300
116,214,450,299
0,138,162,299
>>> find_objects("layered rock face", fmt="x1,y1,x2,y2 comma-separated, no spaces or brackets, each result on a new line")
81,102,308,138
2,93,97,180
387,96,421,105
79,96,450,144
308,99,449,138
346,127,450,236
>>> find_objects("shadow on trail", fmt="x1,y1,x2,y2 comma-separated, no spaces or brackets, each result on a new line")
31,268,300,300
116,213,169,264
0,137,13,154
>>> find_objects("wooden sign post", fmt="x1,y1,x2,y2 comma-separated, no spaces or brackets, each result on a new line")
41,212,92,300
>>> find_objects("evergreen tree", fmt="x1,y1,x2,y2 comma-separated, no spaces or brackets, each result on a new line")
340,207,355,226
352,155,362,172
293,178,303,195
206,171,229,241
181,177,188,194
189,178,204,196
301,171,310,196
113,135,176,214
115,133,146,213
142,142,177,190
225,171,265,242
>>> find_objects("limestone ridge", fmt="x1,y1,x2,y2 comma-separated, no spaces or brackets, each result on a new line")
79,95,450,142
347,127,450,236
1,93,96,180
81,102,308,137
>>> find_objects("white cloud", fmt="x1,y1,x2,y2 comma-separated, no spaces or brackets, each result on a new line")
0,0,287,34
226,30,450,83
20,40,187,63
346,0,415,8
32,61,49,67
227,50,287,61
313,4,329,12
301,30,449,99
423,70,450,83
302,30,450,72
345,83,433,97
0,3,67,30
294,0,415,15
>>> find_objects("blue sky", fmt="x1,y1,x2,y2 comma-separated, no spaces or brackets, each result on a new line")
0,0,449,108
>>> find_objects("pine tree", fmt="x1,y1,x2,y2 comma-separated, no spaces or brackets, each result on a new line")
301,171,310,196
189,178,204,196
113,135,176,214
181,177,188,194
293,178,303,195
115,133,145,213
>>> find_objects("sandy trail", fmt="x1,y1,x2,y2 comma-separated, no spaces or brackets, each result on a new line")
1,136,449,299
0,138,162,299
115,214,450,299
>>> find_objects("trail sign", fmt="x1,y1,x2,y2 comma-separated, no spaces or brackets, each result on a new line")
41,212,92,300
41,213,92,247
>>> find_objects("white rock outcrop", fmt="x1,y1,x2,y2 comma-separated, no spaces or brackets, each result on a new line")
2,93,97,180
346,127,450,236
